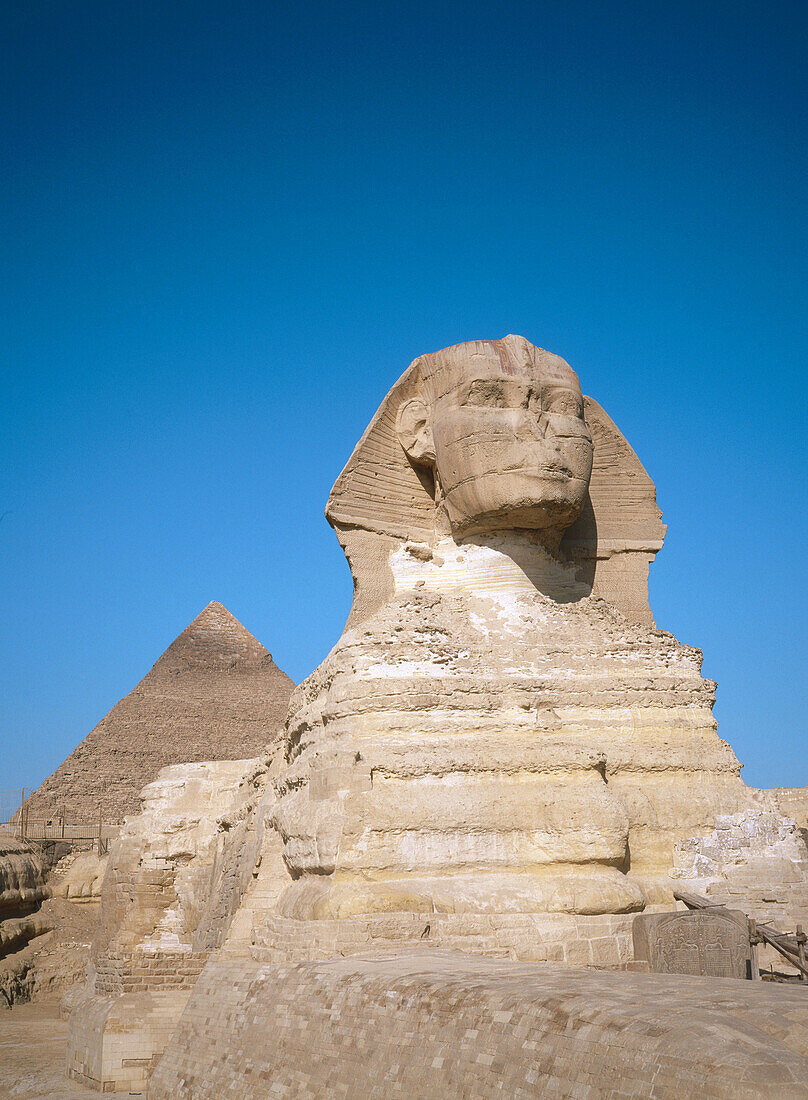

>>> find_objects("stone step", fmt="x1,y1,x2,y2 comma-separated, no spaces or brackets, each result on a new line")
224,910,256,946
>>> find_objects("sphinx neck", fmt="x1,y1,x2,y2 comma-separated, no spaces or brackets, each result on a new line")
335,522,592,636
389,529,590,605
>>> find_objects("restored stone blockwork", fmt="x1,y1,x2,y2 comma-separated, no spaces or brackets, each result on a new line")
67,988,193,1096
93,950,208,995
251,911,636,968
150,953,808,1099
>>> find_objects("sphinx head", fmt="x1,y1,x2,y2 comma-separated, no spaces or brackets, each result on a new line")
326,335,664,628
395,335,593,542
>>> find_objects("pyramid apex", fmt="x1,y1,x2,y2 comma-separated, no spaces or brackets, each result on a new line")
192,599,239,624
156,601,272,672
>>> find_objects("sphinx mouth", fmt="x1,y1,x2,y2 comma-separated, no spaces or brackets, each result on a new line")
499,463,578,483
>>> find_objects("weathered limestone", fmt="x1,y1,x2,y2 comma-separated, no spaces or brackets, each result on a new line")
762,787,808,832
50,851,107,904
66,758,269,1092
94,758,268,956
0,837,51,1004
672,810,808,959
328,336,665,629
0,837,48,921
77,337,808,967
26,601,293,823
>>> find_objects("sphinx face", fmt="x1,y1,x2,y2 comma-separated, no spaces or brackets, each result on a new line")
426,341,593,538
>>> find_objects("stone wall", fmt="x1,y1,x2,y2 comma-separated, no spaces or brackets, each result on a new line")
251,911,636,968
65,757,269,1092
93,758,266,959
94,949,208,995
672,810,808,933
67,986,192,1095
149,952,808,1099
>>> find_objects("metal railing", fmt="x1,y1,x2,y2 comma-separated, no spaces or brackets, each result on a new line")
0,789,119,854
0,787,30,826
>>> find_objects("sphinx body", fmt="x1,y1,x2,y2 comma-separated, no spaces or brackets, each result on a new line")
269,336,753,922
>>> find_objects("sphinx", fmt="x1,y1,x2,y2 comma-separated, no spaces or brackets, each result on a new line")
69,337,808,1094
267,336,752,922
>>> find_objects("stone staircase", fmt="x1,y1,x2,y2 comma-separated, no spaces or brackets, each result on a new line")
221,842,290,956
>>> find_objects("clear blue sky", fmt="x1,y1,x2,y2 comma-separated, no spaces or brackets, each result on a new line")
2,1,806,793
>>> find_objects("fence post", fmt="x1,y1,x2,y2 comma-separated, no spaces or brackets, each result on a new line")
61,803,65,840
749,919,761,980
18,788,25,841
97,804,102,856
797,925,807,981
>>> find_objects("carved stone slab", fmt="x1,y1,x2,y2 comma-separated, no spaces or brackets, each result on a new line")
632,909,751,980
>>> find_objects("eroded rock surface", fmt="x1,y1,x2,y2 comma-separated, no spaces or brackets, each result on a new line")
273,554,748,922
66,758,272,1093
0,837,50,1004
94,758,267,960
672,810,808,934
50,851,107,904
0,837,48,921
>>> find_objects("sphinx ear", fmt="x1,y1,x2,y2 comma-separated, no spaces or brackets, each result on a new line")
396,397,435,466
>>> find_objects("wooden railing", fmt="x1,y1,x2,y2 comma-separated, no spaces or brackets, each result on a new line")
674,888,808,981
1,793,119,855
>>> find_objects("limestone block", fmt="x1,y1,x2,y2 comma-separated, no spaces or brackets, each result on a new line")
672,810,808,943
50,850,107,902
66,986,192,1093
65,756,276,1093
95,758,265,959
759,787,808,831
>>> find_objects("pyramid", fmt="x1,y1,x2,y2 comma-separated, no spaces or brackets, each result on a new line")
25,602,294,824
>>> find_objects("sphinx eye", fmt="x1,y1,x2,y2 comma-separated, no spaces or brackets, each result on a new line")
465,379,509,407
544,389,583,417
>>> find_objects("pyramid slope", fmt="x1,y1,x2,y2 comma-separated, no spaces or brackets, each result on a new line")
25,603,294,824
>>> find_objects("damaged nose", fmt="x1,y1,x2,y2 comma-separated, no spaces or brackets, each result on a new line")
544,414,593,442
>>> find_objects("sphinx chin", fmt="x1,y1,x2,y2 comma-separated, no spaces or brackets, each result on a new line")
445,471,589,537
